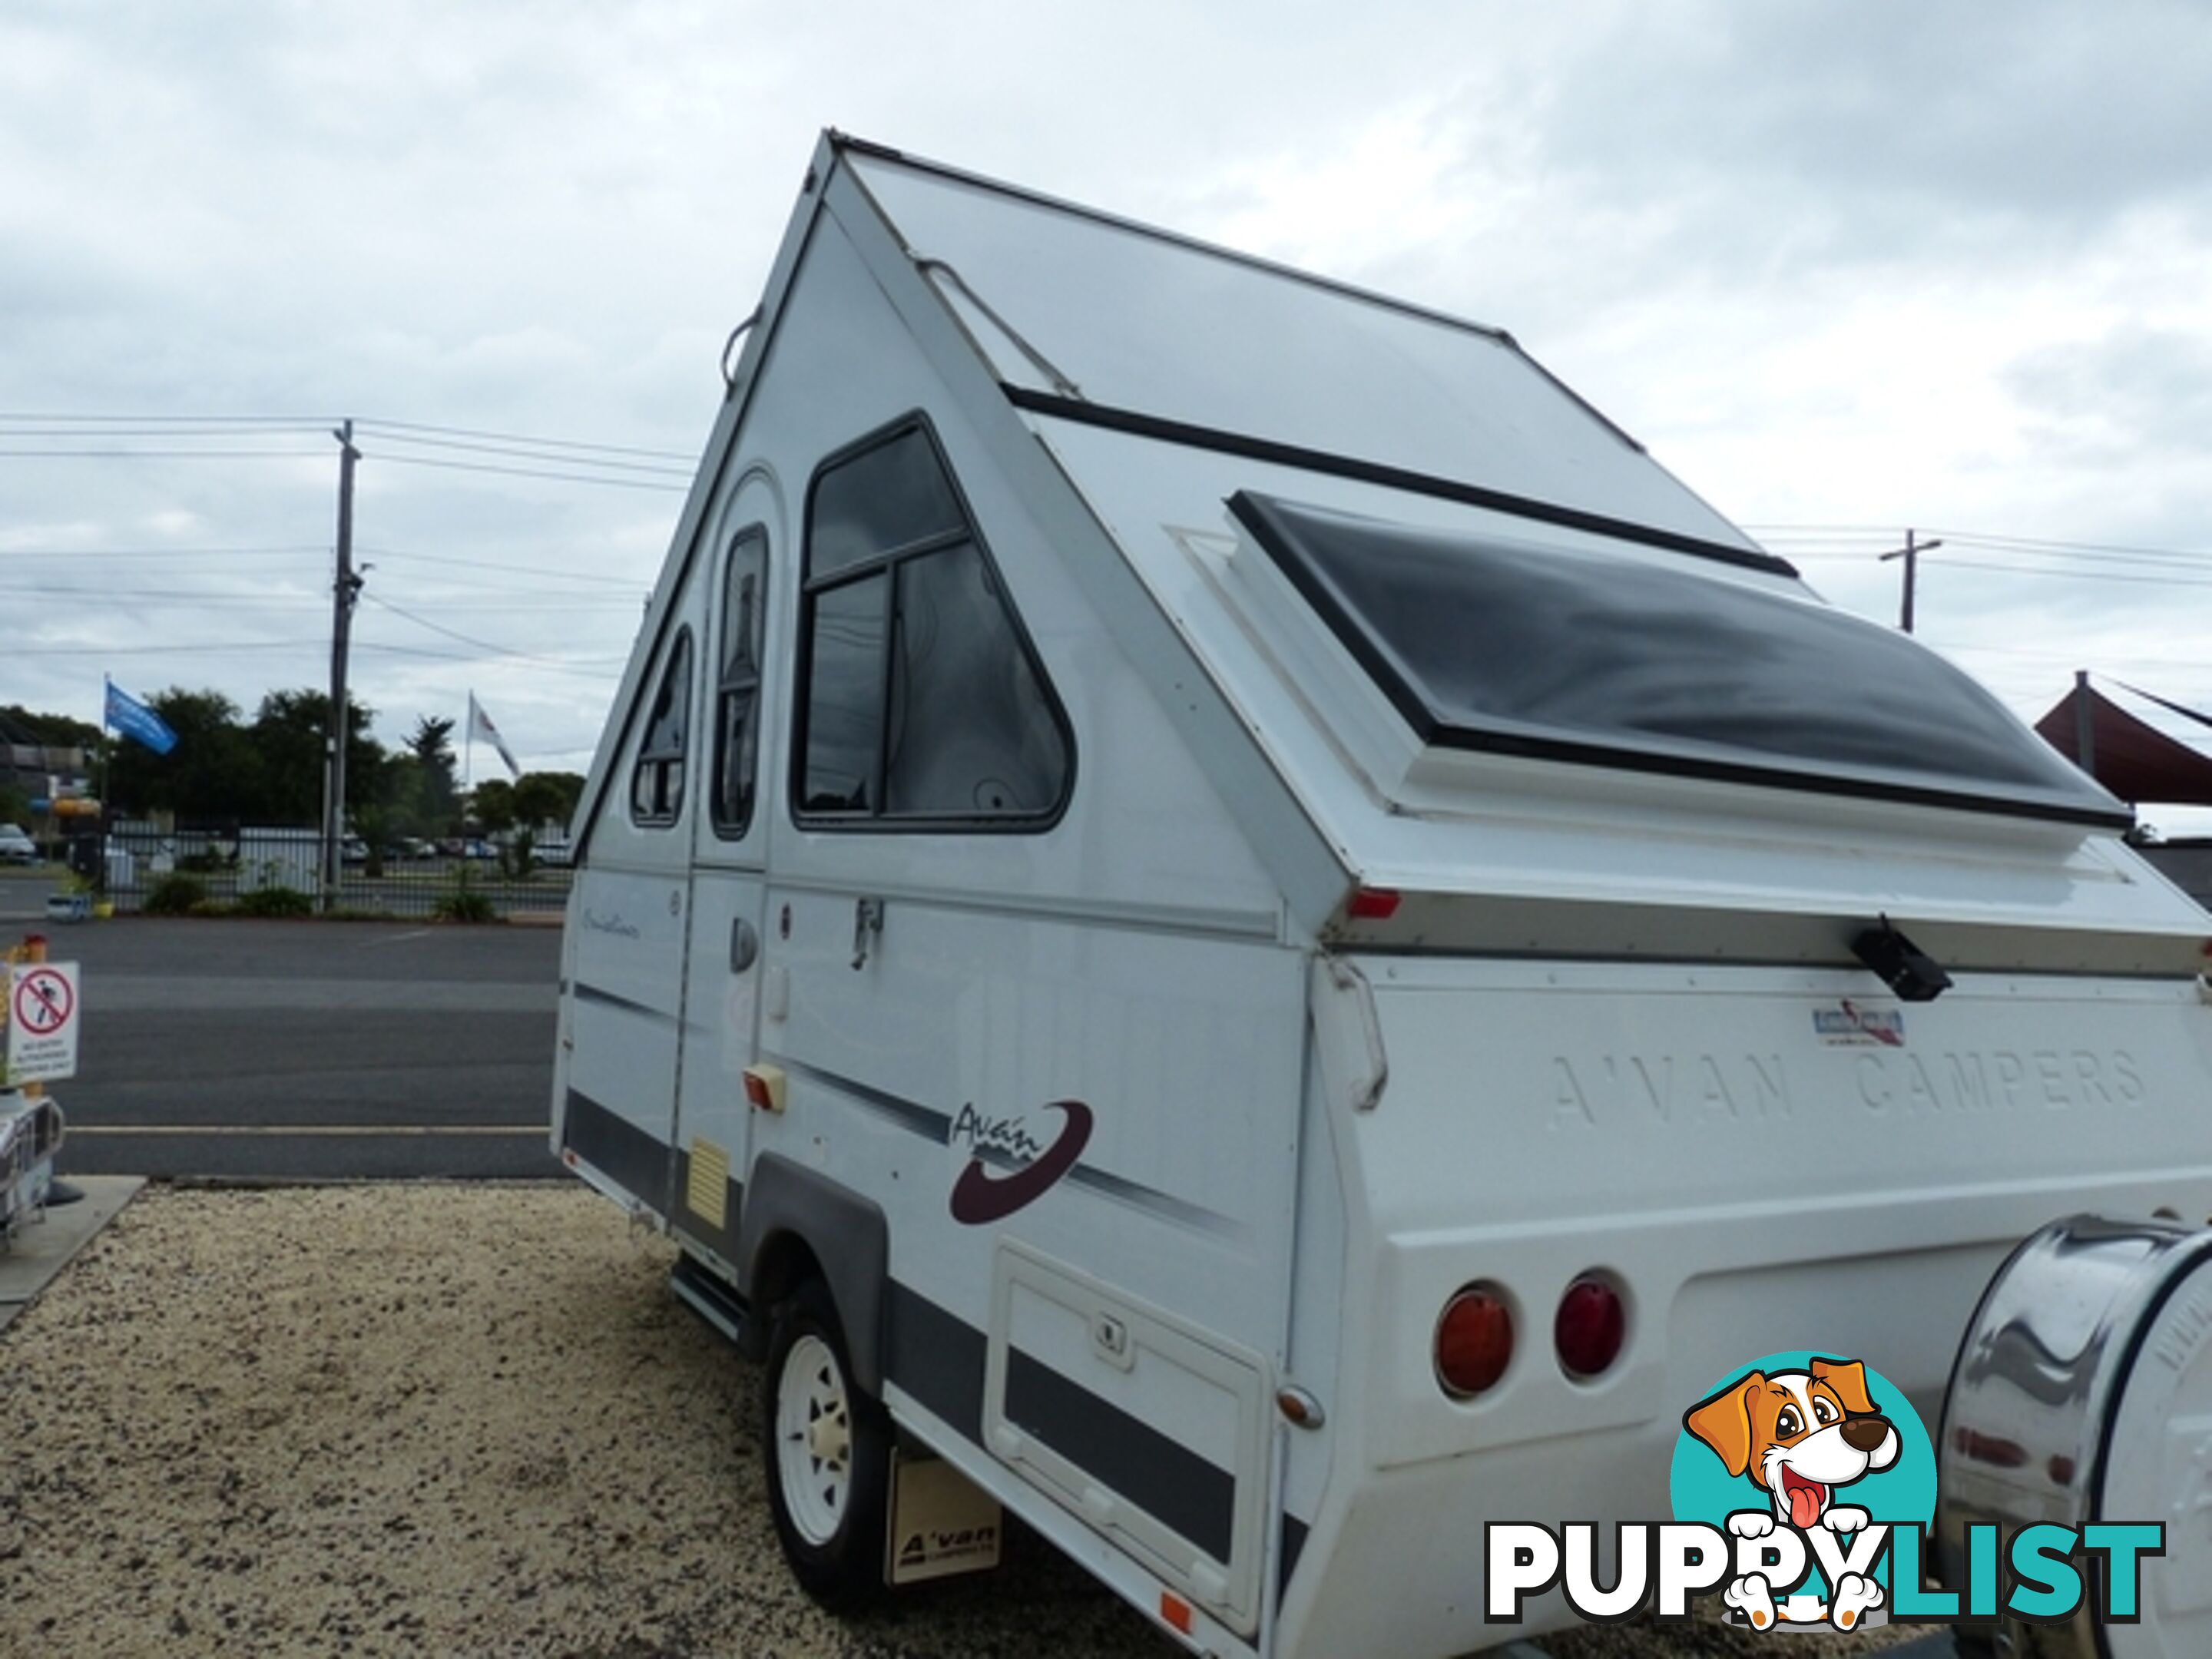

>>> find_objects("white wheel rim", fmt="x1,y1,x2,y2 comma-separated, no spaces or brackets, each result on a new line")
776,1332,853,1546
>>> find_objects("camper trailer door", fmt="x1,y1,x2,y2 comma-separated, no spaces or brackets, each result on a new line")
669,510,779,1269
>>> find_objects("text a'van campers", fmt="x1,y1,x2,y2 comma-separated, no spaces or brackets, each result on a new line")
552,132,2212,1658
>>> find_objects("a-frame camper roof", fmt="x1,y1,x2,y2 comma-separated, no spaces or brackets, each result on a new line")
837,139,1778,571
578,132,1792,845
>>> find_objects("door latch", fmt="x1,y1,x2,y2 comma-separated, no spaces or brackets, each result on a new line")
851,897,885,969
729,916,760,975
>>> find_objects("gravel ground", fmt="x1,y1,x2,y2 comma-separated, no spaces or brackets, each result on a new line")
0,1187,1926,1657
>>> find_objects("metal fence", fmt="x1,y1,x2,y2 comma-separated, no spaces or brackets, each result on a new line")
91,824,573,920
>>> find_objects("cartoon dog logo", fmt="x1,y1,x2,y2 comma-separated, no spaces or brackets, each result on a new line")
1682,1356,1901,1631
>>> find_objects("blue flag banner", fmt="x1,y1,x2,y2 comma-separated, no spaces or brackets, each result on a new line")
105,679,178,756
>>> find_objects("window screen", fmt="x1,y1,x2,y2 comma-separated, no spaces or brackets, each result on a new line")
1229,490,2127,826
796,419,1070,827
712,528,770,837
630,628,694,826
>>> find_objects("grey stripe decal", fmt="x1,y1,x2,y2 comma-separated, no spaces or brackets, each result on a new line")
885,1285,1241,1567
1005,1349,1236,1564
1061,1161,1245,1240
571,980,680,1027
562,1088,671,1210
770,1054,1243,1240
777,1055,952,1141
886,1280,985,1441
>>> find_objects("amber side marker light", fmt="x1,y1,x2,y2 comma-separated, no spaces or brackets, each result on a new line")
1159,1591,1193,1635
1555,1276,1627,1379
1435,1285,1514,1397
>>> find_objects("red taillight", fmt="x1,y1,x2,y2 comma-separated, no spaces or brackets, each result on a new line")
1349,886,1402,920
1554,1275,1627,1379
1435,1285,1514,1397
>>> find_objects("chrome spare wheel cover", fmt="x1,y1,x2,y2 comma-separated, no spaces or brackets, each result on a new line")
777,1332,854,1548
1939,1215,2212,1658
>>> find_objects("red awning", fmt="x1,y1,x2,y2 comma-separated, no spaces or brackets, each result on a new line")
2035,684,2212,806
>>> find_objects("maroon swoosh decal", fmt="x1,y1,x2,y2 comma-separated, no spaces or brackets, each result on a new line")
949,1100,1094,1225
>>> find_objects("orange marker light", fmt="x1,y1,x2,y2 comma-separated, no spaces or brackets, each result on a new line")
1160,1592,1193,1635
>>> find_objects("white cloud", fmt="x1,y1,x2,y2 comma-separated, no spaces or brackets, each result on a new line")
5,0,2212,809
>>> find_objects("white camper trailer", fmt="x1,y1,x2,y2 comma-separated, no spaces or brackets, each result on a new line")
555,133,2212,1657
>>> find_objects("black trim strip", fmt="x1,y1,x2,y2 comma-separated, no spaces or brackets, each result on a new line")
1005,1349,1237,1563
1279,1514,1310,1604
562,1088,671,1211
1003,384,1796,578
886,1280,986,1442
571,981,681,1028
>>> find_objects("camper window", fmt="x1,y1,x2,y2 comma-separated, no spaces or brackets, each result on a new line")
631,627,694,826
714,528,770,838
1229,491,2126,825
795,419,1071,826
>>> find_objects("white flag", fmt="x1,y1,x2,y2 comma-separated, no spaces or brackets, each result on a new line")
469,693,521,780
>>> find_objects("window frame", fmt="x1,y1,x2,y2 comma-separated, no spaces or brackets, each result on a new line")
628,624,696,830
710,526,771,842
790,411,1075,834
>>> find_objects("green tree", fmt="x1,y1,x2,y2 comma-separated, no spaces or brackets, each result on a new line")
247,690,382,827
105,688,256,823
0,704,100,749
406,717,460,833
512,770,584,833
469,778,517,834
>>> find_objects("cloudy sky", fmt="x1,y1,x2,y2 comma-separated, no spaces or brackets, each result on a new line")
6,0,2212,820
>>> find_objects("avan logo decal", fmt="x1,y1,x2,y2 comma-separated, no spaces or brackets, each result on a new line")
1485,1348,2164,1634
1813,1002,1905,1047
947,1099,1092,1224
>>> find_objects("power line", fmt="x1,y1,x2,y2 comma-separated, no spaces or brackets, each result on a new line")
0,447,327,459
354,416,693,462
359,591,631,668
0,545,326,559
367,451,690,492
306,546,649,587
358,428,693,478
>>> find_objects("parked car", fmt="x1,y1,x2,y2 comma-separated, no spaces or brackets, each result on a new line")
0,824,37,866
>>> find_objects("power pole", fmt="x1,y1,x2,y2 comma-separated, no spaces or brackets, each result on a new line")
1879,528,1942,633
322,420,363,912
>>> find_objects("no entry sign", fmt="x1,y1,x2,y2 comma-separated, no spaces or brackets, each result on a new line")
5,961,79,1084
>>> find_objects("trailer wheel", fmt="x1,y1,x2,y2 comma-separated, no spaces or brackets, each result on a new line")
761,1277,890,1605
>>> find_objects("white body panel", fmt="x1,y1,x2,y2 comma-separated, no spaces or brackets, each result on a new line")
551,134,2212,1659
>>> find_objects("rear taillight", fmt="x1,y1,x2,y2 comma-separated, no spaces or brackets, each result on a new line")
1435,1285,1514,1397
1555,1275,1627,1379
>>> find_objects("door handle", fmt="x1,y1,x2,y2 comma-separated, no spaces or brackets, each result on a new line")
730,916,760,974
851,896,884,969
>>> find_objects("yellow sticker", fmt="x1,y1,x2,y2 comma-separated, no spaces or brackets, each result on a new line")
687,1137,729,1229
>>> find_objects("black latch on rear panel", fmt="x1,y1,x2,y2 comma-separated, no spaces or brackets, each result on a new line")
1851,916,1952,1002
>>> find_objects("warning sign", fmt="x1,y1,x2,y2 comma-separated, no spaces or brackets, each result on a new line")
4,962,79,1085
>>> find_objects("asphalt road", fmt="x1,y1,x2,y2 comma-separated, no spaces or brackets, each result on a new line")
0,898,563,1181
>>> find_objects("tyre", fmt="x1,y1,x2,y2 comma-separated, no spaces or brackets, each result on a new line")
760,1277,892,1605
